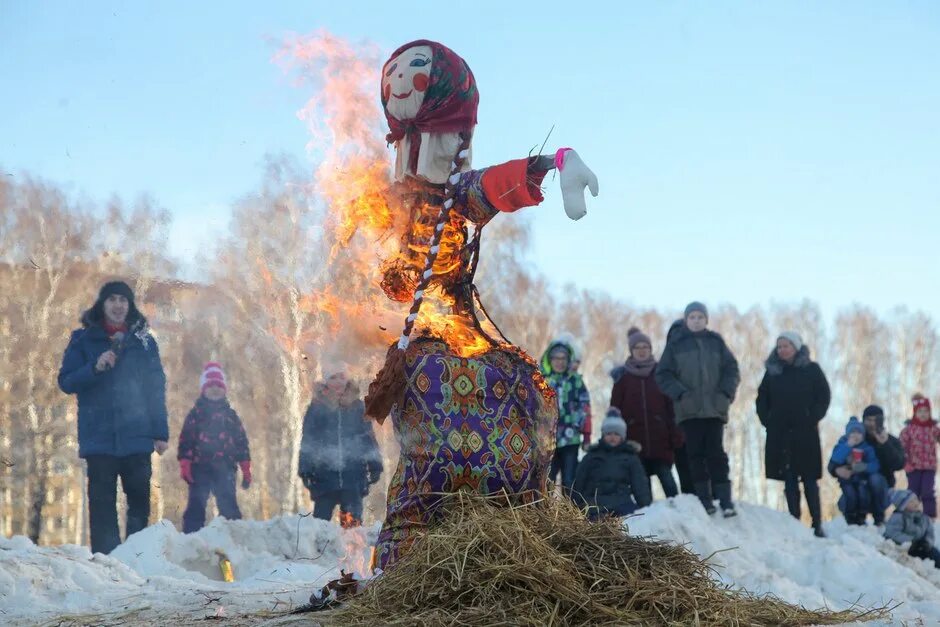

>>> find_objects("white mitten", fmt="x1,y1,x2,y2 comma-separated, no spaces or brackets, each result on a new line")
557,148,599,221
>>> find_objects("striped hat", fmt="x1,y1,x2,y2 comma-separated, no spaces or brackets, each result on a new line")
601,407,627,439
200,362,227,394
889,489,916,511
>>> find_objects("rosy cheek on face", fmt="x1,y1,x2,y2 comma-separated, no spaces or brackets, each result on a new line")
412,72,429,92
383,82,391,101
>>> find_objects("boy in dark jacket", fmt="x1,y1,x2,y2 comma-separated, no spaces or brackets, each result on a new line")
573,408,651,519
177,363,251,533
656,303,741,517
862,405,906,489
828,417,886,526
884,489,939,568
299,373,384,525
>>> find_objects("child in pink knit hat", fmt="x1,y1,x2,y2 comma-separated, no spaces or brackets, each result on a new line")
900,394,940,519
177,362,252,533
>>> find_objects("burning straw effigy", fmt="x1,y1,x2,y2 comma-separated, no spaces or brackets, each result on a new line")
326,492,888,627
361,39,597,573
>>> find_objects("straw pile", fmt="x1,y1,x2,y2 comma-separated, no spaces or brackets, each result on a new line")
326,492,889,626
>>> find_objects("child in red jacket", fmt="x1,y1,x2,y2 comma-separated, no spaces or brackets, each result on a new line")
178,363,251,533
900,394,940,519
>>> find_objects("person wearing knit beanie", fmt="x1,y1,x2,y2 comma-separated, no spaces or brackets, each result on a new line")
890,488,918,512
900,393,940,519
99,280,135,304
59,278,168,555
684,301,708,328
912,393,933,421
611,327,687,499
845,416,866,437
177,361,252,533
572,407,651,519
601,407,627,441
200,362,227,396
777,331,803,352
757,328,831,536
80,279,148,332
627,327,652,353
657,300,740,517
884,488,939,568
829,416,887,526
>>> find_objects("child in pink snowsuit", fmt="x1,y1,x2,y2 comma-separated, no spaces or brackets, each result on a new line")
900,394,940,519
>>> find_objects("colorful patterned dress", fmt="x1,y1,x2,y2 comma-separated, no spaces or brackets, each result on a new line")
374,338,556,570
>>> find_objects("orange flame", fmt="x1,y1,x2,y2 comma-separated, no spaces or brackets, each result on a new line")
339,510,360,529
338,513,370,578
276,32,503,366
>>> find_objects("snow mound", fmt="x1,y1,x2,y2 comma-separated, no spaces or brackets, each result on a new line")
628,495,940,625
0,514,376,625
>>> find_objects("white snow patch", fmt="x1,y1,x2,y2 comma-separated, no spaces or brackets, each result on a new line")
628,495,940,625
0,514,376,625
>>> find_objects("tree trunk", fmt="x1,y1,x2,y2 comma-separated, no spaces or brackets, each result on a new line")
27,467,47,544
279,356,305,514
151,453,164,523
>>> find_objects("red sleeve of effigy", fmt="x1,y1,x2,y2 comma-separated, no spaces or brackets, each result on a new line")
480,158,547,213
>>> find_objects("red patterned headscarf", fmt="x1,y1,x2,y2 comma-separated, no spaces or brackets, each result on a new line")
381,40,479,173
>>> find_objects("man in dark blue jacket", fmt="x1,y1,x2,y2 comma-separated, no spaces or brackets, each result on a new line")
58,281,168,554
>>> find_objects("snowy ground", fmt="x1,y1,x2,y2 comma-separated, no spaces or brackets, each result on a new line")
628,496,940,626
2,497,939,625
0,514,377,625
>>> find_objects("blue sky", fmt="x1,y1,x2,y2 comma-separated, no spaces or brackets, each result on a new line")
2,1,938,320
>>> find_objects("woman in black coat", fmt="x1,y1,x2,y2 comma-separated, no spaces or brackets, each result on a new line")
755,331,831,537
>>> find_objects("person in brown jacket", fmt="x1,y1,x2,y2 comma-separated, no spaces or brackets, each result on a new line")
610,328,684,498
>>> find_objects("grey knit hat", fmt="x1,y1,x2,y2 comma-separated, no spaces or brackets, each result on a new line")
684,301,708,321
777,331,803,352
602,407,627,439
889,489,916,511
627,326,652,352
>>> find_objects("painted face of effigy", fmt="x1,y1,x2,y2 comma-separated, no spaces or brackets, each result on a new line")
381,45,432,122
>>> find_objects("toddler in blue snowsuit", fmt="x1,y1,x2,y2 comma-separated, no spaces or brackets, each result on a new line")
829,416,887,525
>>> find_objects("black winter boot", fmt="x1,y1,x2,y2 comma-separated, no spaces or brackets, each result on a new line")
694,481,717,515
713,482,736,517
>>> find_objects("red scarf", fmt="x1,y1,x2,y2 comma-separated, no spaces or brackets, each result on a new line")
104,321,128,338
381,40,479,173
